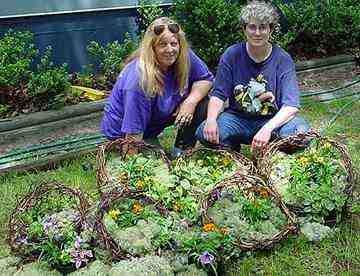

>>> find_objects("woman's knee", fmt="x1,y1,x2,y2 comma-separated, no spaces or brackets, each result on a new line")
278,116,310,138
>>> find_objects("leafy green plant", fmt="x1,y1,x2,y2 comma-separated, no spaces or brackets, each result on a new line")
27,47,70,96
275,0,360,57
0,29,38,88
15,192,94,272
270,140,349,224
137,0,165,35
0,104,10,116
87,34,137,87
172,0,246,71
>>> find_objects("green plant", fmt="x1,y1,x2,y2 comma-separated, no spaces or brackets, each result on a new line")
14,192,94,272
0,29,38,88
271,140,349,224
0,104,9,117
137,0,165,35
27,46,70,97
87,34,137,86
172,0,246,71
275,0,360,57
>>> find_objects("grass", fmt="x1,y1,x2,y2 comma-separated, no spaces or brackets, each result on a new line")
0,97,359,274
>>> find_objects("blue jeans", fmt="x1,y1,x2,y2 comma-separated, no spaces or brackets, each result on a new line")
195,111,310,149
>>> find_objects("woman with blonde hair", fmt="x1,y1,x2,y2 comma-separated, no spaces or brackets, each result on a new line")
101,17,213,155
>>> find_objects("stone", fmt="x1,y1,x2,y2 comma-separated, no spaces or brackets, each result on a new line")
0,256,21,276
68,260,111,275
109,255,173,276
13,261,61,276
301,222,333,242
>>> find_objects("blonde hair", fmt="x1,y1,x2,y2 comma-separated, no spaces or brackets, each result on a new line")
126,17,190,97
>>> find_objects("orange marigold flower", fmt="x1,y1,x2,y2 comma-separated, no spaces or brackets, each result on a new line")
203,223,217,232
132,202,143,215
259,188,269,198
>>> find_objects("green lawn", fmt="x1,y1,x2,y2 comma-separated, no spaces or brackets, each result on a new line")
0,97,359,275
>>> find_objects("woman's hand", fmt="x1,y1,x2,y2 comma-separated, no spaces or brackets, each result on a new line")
257,91,275,103
175,99,197,128
203,118,219,144
251,125,272,153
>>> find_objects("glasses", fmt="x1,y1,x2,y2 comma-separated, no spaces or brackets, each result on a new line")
153,23,180,35
246,23,270,34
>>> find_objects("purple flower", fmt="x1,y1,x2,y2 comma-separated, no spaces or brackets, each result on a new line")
74,236,83,248
16,235,28,245
211,189,221,201
42,217,58,233
70,249,93,269
199,251,215,265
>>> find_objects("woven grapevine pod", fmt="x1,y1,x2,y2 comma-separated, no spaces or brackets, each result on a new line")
258,129,355,225
7,181,91,258
259,130,354,200
94,188,169,261
96,138,171,195
201,172,297,251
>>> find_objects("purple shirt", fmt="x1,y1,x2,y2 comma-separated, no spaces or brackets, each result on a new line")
101,50,213,140
211,42,300,116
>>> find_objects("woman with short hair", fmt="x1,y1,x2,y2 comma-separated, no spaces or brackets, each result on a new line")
101,17,213,154
196,0,309,152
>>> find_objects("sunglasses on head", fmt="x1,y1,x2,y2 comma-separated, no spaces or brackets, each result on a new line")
153,23,180,35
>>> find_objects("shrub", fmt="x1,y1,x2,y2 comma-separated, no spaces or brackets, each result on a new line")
276,0,360,57
0,30,38,88
137,0,165,35
172,0,246,72
27,46,70,97
87,34,137,87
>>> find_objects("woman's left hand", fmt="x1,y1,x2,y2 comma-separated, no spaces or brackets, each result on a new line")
251,126,272,153
175,99,197,128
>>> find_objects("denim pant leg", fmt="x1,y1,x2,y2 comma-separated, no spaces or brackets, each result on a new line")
276,116,310,138
196,112,258,149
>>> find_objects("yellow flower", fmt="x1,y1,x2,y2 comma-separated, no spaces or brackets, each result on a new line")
117,172,128,183
173,203,181,212
219,227,229,235
132,202,143,215
222,157,232,167
298,156,309,166
316,157,325,164
136,179,145,190
323,142,332,149
203,223,217,232
109,209,121,220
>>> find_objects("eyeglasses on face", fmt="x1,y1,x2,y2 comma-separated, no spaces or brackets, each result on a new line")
153,23,180,35
246,23,270,33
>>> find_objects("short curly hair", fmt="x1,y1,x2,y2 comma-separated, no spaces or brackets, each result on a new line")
240,1,279,30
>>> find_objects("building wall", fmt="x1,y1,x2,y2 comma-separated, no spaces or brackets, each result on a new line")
0,1,170,72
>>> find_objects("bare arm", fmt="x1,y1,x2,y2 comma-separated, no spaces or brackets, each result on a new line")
203,96,225,144
251,105,298,152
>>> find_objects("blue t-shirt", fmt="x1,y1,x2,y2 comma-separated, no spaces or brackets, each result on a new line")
101,50,213,140
211,42,300,116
